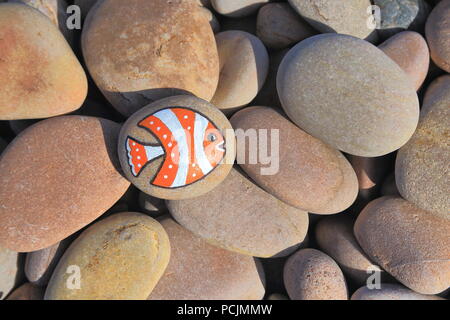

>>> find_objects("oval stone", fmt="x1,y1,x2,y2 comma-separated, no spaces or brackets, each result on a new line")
0,246,22,300
426,0,450,72
284,248,348,300
6,283,44,300
354,197,450,294
0,116,130,252
118,95,235,200
82,0,219,116
0,3,87,120
230,106,358,214
379,31,429,91
149,218,265,300
211,0,269,18
351,283,445,300
211,31,269,114
167,168,309,258
396,75,450,219
288,0,377,41
45,212,170,300
277,34,420,157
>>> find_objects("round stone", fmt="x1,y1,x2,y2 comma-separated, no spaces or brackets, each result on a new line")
277,34,420,157
396,75,450,220
82,0,219,116
210,31,269,114
149,218,265,300
45,212,170,300
426,0,450,72
118,95,235,200
0,116,130,252
167,168,309,258
351,283,446,300
379,31,429,91
256,3,316,50
0,3,87,120
211,0,269,18
284,248,348,300
230,106,358,214
354,197,450,294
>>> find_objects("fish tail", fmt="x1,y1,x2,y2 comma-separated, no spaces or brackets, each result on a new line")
126,137,164,177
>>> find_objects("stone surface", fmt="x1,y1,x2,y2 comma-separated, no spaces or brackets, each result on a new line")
256,3,316,49
211,0,269,18
277,34,420,157
284,248,348,300
316,216,387,286
379,31,429,90
351,283,446,300
118,95,235,200
288,0,377,41
211,31,269,114
231,106,358,214
426,0,450,72
396,75,450,219
149,218,265,300
0,116,130,252
82,0,219,116
0,246,22,300
167,168,309,258
374,0,430,38
355,196,450,294
6,282,44,300
25,239,71,286
45,212,170,300
0,3,87,120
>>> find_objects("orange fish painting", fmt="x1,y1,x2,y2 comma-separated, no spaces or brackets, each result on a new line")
126,107,226,188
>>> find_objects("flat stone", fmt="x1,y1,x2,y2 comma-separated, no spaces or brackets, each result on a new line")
0,116,130,252
426,0,450,72
45,212,170,300
82,0,219,116
396,75,450,220
118,95,235,200
379,31,430,90
277,34,420,157
211,31,269,114
0,3,87,119
167,168,309,258
149,218,265,300
284,248,348,300
351,283,445,300
231,106,358,214
354,196,450,294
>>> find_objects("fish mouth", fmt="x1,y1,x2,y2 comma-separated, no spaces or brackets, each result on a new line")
215,141,225,152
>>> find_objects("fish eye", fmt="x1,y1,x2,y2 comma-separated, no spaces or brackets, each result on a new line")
207,133,217,142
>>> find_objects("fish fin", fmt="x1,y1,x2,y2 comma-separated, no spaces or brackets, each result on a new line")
126,137,164,177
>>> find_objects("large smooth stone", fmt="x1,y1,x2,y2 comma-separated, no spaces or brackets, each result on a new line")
45,212,170,300
82,0,219,116
316,216,387,286
167,168,309,258
25,239,70,286
354,197,450,294
425,0,450,72
284,248,348,300
149,218,265,300
374,0,430,39
256,3,316,50
277,34,420,157
379,31,429,90
211,0,269,18
351,283,445,300
230,106,358,214
0,3,87,120
6,283,44,300
118,95,235,200
288,0,377,41
211,31,269,113
396,75,450,220
0,246,22,300
0,116,130,252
